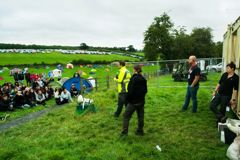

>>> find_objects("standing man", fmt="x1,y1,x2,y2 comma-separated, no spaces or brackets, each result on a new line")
114,61,131,117
121,65,147,136
182,55,201,113
210,62,239,123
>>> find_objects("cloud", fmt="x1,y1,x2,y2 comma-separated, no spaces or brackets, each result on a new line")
0,0,239,49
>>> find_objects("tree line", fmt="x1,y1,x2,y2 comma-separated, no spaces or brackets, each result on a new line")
143,13,223,60
0,43,137,53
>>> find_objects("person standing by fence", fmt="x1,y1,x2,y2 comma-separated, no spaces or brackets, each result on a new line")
121,64,147,136
181,55,201,113
114,61,131,118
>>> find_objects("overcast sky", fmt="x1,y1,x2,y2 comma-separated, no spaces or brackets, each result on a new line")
0,0,239,49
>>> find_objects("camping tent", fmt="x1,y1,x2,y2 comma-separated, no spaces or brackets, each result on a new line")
90,69,97,74
59,77,70,85
52,69,62,78
63,77,93,93
78,70,87,76
66,63,74,69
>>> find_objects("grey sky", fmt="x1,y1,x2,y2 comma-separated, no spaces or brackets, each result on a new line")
0,0,239,49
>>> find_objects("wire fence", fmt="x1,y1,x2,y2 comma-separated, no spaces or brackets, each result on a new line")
93,57,223,91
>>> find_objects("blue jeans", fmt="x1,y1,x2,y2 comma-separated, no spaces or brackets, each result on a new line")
182,85,199,112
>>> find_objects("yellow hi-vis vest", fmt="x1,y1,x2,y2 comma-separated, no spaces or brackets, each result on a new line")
116,66,131,93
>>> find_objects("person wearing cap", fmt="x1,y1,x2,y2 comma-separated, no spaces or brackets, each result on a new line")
210,61,239,123
114,61,131,117
181,55,201,113
121,64,147,136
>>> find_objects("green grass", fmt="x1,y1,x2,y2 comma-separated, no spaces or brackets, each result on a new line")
132,52,145,56
0,52,139,65
0,73,229,160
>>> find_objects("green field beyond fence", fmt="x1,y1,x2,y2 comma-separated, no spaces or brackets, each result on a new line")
0,52,139,66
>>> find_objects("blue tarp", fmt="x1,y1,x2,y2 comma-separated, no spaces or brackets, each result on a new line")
63,77,93,93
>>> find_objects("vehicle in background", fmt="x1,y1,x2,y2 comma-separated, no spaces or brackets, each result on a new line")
172,61,208,82
206,62,222,72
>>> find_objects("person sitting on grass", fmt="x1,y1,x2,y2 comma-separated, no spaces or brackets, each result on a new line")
70,84,78,97
45,86,54,100
2,84,10,95
24,88,36,107
0,94,14,111
60,88,73,104
13,91,25,109
54,88,62,105
14,82,21,91
37,78,44,88
35,90,46,106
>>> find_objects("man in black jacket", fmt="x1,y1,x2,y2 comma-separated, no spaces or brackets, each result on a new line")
210,62,239,123
121,64,147,136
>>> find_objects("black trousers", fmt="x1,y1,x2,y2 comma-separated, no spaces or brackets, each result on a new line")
37,100,46,106
210,93,231,121
60,98,69,105
55,98,61,105
114,93,128,117
122,102,144,134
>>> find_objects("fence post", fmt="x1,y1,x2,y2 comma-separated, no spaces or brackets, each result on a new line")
95,78,98,91
80,77,83,95
106,75,110,89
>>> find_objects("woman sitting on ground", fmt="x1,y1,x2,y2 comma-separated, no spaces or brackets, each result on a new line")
54,88,62,105
0,94,14,111
45,86,54,100
24,88,36,107
13,91,25,108
35,90,46,106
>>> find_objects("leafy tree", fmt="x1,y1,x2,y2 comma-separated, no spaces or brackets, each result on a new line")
143,13,174,60
127,45,136,52
190,27,214,58
212,41,223,57
79,43,89,50
172,27,193,59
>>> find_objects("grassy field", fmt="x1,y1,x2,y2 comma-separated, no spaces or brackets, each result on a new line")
0,52,139,65
0,72,229,160
132,52,145,57
0,63,160,85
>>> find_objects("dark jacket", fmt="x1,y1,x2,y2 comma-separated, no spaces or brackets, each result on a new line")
127,73,147,104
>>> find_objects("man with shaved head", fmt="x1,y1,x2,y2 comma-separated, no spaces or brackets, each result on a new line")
181,55,201,113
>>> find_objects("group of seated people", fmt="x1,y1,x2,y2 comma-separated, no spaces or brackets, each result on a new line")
0,81,54,111
1,68,85,113
54,84,79,105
